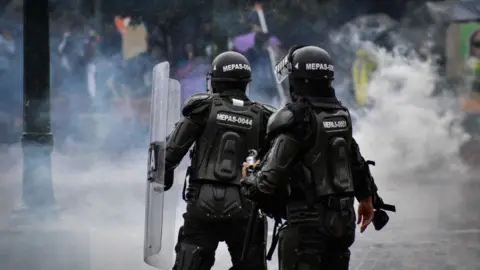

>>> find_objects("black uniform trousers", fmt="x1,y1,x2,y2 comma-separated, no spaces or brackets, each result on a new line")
278,198,356,270
173,183,266,270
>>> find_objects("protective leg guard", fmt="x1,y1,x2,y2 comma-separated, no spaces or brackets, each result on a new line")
277,226,324,270
172,243,214,270
278,226,306,270
174,226,185,253
323,250,350,270
227,216,267,270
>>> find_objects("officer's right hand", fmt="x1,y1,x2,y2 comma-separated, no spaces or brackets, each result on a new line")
241,160,261,177
357,196,374,233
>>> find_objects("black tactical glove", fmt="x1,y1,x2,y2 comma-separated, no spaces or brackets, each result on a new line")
240,174,259,200
371,191,396,230
241,174,276,213
164,169,174,191
372,209,390,231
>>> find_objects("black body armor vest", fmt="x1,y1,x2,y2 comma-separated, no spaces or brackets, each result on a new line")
191,95,263,185
302,107,354,197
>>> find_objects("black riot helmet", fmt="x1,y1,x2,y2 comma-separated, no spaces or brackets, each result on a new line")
275,45,335,100
290,46,334,81
207,51,252,94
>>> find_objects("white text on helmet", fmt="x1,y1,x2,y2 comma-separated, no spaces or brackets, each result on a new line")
222,64,251,72
305,63,334,71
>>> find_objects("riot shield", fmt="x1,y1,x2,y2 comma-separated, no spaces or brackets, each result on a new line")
167,79,182,131
144,62,182,270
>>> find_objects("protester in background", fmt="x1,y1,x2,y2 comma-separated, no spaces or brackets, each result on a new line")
85,29,100,101
175,40,210,103
99,22,122,57
131,42,167,98
0,25,20,145
0,27,14,77
196,21,215,62
58,18,96,110
467,29,480,94
245,32,278,104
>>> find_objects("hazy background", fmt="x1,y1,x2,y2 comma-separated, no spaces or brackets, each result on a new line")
1,0,479,269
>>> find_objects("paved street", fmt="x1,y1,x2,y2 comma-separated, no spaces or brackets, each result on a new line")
0,148,479,270
348,175,480,270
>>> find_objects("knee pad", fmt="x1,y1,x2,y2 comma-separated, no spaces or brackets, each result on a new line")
331,250,350,262
244,244,267,270
323,250,350,270
258,215,267,246
175,226,185,253
278,226,299,270
173,243,214,270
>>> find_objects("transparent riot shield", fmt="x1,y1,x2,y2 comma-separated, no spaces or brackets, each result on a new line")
144,62,181,270
167,79,182,132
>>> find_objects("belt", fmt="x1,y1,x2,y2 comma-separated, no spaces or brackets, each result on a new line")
321,196,353,211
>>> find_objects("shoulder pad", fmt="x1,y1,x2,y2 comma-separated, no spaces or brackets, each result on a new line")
345,107,352,117
261,103,277,115
184,93,212,107
266,106,295,136
182,93,212,116
338,101,348,111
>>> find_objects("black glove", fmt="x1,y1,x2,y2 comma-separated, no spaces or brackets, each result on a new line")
371,191,395,230
241,174,282,218
372,209,389,231
164,169,174,191
240,174,259,200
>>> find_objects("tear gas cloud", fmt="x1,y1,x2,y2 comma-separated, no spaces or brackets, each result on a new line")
0,3,475,270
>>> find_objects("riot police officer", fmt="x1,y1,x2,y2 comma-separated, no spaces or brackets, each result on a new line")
164,51,275,270
241,46,379,270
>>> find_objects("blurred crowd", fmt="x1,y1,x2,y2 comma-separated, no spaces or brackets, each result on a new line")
0,0,293,149
0,0,438,150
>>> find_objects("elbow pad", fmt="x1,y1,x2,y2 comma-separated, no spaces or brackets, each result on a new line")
258,134,301,194
165,117,202,170
352,159,374,201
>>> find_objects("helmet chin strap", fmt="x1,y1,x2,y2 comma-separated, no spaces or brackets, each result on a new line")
289,85,298,102
206,73,216,93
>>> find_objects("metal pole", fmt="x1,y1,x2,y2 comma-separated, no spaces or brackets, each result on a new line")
254,2,288,105
21,0,55,212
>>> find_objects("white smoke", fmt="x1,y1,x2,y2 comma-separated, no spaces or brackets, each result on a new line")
353,47,468,180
